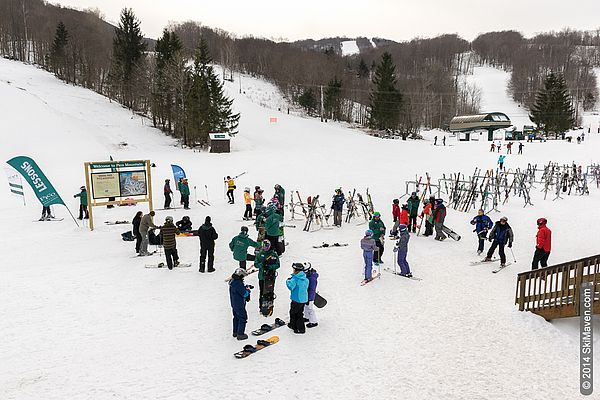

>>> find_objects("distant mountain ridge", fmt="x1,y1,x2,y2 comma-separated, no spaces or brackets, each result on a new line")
290,36,397,55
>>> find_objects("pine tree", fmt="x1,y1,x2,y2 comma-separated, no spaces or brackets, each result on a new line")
530,72,575,136
324,76,343,121
298,88,318,115
109,8,147,109
152,29,183,132
357,58,369,79
49,21,69,80
368,52,403,131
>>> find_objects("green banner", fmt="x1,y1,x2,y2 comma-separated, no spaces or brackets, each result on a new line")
6,156,65,206
89,161,145,170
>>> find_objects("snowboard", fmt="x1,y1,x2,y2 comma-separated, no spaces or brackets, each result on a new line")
313,243,348,249
34,218,64,222
383,267,422,281
132,251,157,258
104,220,129,225
145,262,191,268
313,292,327,308
234,336,279,359
360,272,381,285
492,263,513,273
441,225,461,241
251,318,286,336
176,232,195,237
260,272,277,317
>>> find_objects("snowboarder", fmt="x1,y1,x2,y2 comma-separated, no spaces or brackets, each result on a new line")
518,142,524,154
394,224,412,277
361,230,377,282
159,216,180,270
406,192,420,232
331,188,345,227
368,212,386,264
286,263,309,334
532,218,551,270
139,211,159,256
273,184,285,216
253,187,264,217
470,209,493,255
195,216,218,273
255,239,280,307
229,226,259,270
74,186,89,220
176,216,193,232
163,179,173,209
484,216,514,267
132,211,143,254
498,155,506,170
243,187,253,220
433,199,447,241
225,176,236,204
390,199,401,238
229,267,251,340
421,198,434,237
40,205,53,221
304,263,319,328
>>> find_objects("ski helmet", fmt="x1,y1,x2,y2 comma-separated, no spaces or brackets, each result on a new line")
292,263,305,271
537,217,547,225
500,216,508,222
244,187,250,192
399,224,408,232
411,192,417,196
165,216,174,223
373,212,381,218
80,186,86,190
393,199,399,204
261,239,271,251
365,229,373,237
233,268,248,277
241,226,249,233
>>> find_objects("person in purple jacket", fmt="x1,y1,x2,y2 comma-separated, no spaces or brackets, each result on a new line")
360,229,377,282
303,263,319,328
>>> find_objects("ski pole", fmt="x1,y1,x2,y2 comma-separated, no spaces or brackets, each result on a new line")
194,186,197,204
509,247,517,263
205,185,209,202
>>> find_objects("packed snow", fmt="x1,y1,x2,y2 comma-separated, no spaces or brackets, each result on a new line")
340,40,360,56
1,57,599,399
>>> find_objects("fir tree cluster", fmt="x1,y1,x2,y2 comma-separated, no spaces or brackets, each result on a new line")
530,72,575,135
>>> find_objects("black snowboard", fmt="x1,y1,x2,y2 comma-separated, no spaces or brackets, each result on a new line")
313,293,327,308
251,318,286,336
260,272,277,317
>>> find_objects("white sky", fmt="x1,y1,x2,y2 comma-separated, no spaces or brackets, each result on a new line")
52,0,600,41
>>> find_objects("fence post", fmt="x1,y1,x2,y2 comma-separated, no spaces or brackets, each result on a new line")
517,274,527,311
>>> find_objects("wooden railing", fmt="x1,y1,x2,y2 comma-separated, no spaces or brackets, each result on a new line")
515,254,600,320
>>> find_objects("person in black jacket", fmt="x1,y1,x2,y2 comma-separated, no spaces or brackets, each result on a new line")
176,216,193,232
483,216,514,267
194,216,219,273
132,211,143,254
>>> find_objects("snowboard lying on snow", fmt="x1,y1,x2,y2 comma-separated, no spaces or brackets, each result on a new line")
234,336,279,359
313,242,348,249
251,318,286,336
145,262,191,268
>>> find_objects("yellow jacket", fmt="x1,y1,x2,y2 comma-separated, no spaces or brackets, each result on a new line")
227,179,235,189
244,192,252,205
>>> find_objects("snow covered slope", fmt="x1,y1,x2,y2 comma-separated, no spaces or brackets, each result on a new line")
1,58,599,400
341,40,360,56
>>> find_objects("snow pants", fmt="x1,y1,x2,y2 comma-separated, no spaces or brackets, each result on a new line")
165,248,179,269
139,230,150,255
227,189,234,203
289,301,306,333
396,248,411,275
304,301,318,324
477,231,487,253
487,241,506,264
391,220,399,237
78,204,89,219
164,192,171,209
434,222,446,240
409,215,418,232
232,305,247,336
41,206,52,218
199,245,215,272
374,239,384,263
531,248,550,270
363,250,373,280
333,209,342,227
244,204,253,219
135,232,142,253
181,195,189,209
424,220,433,236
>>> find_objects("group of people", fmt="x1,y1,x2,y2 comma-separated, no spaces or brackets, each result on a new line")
163,178,190,209
490,141,524,155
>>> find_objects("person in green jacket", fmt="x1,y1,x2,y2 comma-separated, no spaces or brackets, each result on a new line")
274,184,285,216
254,239,280,307
178,178,190,209
229,226,259,269
74,186,89,219
368,211,386,264
264,207,283,255
406,192,420,233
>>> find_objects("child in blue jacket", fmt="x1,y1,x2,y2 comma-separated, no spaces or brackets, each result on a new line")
286,263,309,334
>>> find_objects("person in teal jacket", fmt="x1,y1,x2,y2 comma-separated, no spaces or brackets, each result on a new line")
179,178,190,209
74,186,89,219
264,208,283,255
286,263,309,334
368,212,386,264
229,226,259,269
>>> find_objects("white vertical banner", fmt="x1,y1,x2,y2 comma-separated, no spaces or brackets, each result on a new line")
4,167,26,205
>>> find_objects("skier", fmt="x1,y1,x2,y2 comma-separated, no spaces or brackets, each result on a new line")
532,218,552,270
243,188,253,220
483,216,514,267
442,136,446,146
40,205,53,221
406,192,420,232
304,264,319,328
368,212,386,264
490,143,496,152
286,263,309,334
175,216,193,232
496,141,501,153
159,216,180,270
433,199,447,241
163,179,173,209
139,211,159,256
255,239,280,308
264,206,283,255
195,216,218,273
498,155,506,170
390,199,401,238
132,211,143,254
74,186,89,220
273,184,285,216
180,178,191,209
470,209,493,255
229,267,251,340
506,142,513,154
394,224,412,277
331,188,345,227
225,176,235,204
253,186,264,217
229,226,259,270
360,230,377,282
518,142,524,155
421,198,434,236
434,136,437,146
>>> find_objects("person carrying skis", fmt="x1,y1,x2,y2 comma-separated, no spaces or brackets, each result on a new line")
253,187,264,217
394,224,412,277
433,199,447,241
243,188,253,220
163,179,173,209
139,211,159,256
195,216,218,273
303,263,319,328
498,155,506,170
225,176,235,204
483,216,514,267
176,216,193,232
160,216,180,270
421,198,434,236
274,184,285,216
264,206,283,255
532,218,552,270
229,226,259,270
361,230,377,282
470,209,493,255
390,199,401,238
132,211,143,254
286,263,309,334
255,239,280,307
331,188,345,227
518,142,524,155
229,267,251,340
368,212,386,264
407,192,420,232
74,186,89,220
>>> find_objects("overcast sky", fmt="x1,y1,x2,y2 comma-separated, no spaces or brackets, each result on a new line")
53,0,600,41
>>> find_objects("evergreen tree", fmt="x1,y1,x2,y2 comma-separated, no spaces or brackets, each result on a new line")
109,8,147,109
152,29,183,132
324,76,343,121
298,88,318,115
357,58,369,79
49,21,69,80
529,72,575,135
368,52,403,131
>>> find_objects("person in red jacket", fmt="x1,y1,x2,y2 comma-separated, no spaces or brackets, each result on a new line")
390,199,401,238
400,204,410,226
532,218,552,270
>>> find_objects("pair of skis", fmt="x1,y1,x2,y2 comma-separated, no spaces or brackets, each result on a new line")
197,200,211,206
470,258,512,273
